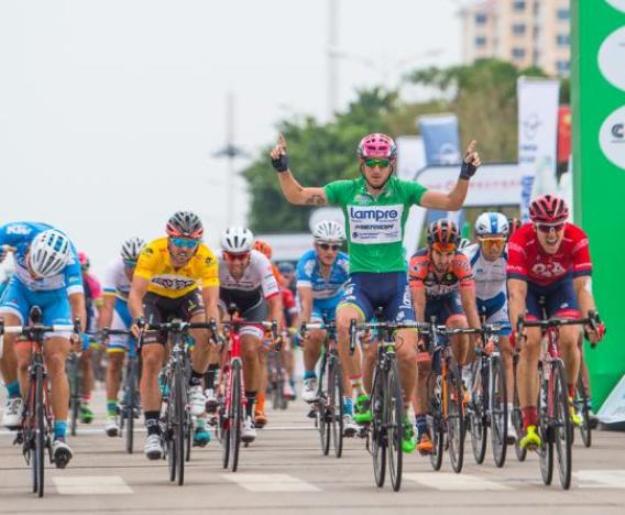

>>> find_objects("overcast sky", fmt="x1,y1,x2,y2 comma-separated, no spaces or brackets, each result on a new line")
0,0,461,276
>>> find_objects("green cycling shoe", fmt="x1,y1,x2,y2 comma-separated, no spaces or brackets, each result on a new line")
353,394,372,424
79,404,94,424
401,416,416,454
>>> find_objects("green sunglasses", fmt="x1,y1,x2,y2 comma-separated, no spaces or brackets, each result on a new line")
364,158,391,168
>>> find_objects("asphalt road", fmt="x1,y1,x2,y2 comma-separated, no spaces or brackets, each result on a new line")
1,386,624,515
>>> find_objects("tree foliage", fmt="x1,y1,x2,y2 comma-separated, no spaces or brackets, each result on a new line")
244,59,568,233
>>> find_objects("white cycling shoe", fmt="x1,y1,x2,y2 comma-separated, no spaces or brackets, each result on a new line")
188,385,207,417
301,378,318,403
2,398,23,428
105,415,120,437
52,440,73,469
241,416,256,443
144,434,163,460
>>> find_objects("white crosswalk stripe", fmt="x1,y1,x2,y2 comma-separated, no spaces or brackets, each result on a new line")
53,476,133,495
222,473,320,492
404,472,513,490
576,470,625,488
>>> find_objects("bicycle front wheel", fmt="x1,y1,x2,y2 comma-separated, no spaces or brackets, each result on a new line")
446,365,465,474
538,364,553,486
329,357,344,458
317,352,330,456
553,360,572,490
386,359,404,492
230,359,243,472
576,375,591,448
429,373,444,471
371,367,386,487
512,357,527,462
469,361,487,465
490,355,508,468
125,360,137,454
174,363,186,485
35,366,46,498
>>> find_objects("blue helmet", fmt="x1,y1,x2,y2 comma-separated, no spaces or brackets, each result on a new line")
475,212,509,237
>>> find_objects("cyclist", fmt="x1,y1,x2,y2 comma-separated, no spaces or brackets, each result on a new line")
0,222,86,467
99,237,145,437
277,261,296,295
270,132,481,452
463,212,515,441
296,221,350,413
128,211,220,459
507,195,605,450
409,219,480,453
76,251,102,424
218,227,283,442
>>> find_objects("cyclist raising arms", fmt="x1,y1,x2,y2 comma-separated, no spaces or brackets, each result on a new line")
99,237,145,437
0,223,86,466
270,132,480,452
507,195,605,449
128,211,220,459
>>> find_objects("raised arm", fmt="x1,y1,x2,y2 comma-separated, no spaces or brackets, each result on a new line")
419,140,481,211
270,134,328,206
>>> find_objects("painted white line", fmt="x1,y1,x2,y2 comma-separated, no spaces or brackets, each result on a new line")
404,472,512,491
222,473,320,492
576,470,625,488
53,476,133,495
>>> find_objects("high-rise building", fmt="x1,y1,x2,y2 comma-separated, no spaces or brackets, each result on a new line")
460,0,571,77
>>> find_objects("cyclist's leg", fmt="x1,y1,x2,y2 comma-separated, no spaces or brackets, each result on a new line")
79,339,95,423
105,298,132,421
445,293,470,367
301,306,326,400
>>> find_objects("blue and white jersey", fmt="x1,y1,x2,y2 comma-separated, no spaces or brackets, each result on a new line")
0,221,83,294
462,243,507,301
296,249,349,301
102,257,131,300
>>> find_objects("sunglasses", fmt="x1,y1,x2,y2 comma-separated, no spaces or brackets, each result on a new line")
170,237,199,249
364,158,391,168
480,237,506,245
536,223,565,233
318,243,340,252
431,242,457,253
224,251,250,262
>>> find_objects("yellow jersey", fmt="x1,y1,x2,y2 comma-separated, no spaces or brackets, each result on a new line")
134,237,219,299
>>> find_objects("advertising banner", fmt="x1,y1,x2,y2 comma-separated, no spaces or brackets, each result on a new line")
572,0,625,409
418,114,461,166
517,77,560,221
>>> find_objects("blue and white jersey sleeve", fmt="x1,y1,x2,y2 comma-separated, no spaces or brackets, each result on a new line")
296,250,317,289
103,257,131,298
64,244,84,295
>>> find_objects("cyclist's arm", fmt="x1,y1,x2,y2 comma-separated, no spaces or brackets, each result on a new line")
573,276,596,318
507,278,527,330
297,285,313,323
201,285,220,326
128,276,150,319
277,172,328,206
267,293,284,327
460,284,481,329
419,181,469,211
98,294,115,330
410,285,426,323
69,292,87,333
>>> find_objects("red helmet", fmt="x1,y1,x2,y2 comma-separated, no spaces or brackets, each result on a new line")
253,239,273,260
529,195,569,224
78,251,90,270
427,219,460,247
357,133,397,161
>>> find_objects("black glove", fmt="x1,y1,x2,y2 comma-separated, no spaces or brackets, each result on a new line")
271,153,289,173
459,161,477,180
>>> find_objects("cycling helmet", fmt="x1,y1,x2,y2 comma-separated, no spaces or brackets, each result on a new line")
475,212,509,237
427,219,460,246
29,230,71,278
221,227,254,253
253,239,273,260
357,133,397,161
121,237,145,262
166,211,204,239
529,195,569,224
312,220,345,243
277,261,295,275
78,251,90,270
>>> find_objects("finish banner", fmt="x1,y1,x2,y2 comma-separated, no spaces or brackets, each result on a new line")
517,77,560,222
572,1,625,410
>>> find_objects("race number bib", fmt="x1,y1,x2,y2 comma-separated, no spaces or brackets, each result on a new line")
348,204,403,244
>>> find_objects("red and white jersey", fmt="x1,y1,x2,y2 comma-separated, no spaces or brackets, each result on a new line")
507,223,592,286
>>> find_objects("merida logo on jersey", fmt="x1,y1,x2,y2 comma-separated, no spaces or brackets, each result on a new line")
349,207,400,221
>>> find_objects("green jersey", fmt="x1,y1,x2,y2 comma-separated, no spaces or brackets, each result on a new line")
324,176,427,273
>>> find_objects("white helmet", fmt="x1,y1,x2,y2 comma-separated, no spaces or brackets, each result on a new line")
312,220,345,243
121,237,145,262
475,212,509,237
29,229,71,278
221,227,254,253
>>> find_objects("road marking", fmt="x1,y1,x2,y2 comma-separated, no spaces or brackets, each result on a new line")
53,476,133,495
404,473,512,491
576,470,625,488
222,473,320,492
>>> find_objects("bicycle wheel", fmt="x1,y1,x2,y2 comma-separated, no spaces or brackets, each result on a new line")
68,359,79,437
125,361,136,454
230,359,243,472
429,373,444,471
512,358,527,462
317,352,330,455
576,376,591,448
174,362,186,485
329,357,344,458
35,366,46,498
490,355,508,468
386,359,404,492
538,364,553,486
446,365,465,473
165,374,176,483
553,360,572,490
370,367,386,487
469,361,487,465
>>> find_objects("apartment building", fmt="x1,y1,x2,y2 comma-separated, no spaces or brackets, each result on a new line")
460,0,571,77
